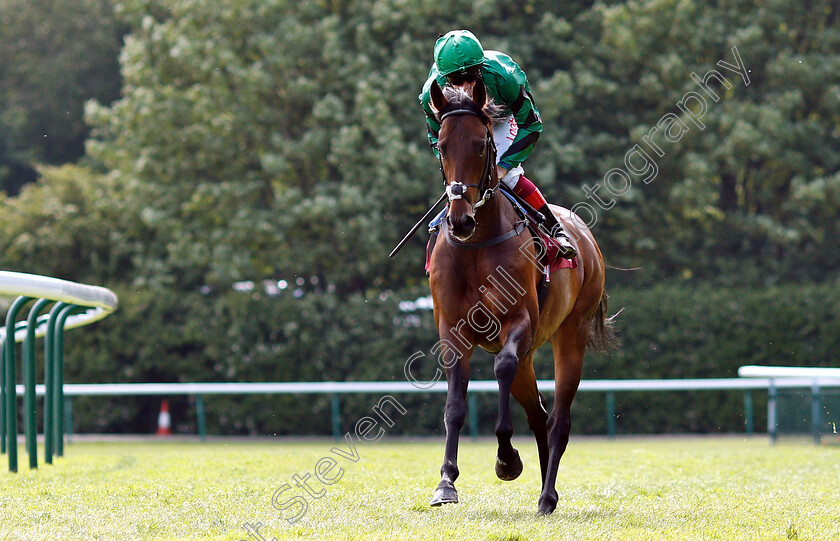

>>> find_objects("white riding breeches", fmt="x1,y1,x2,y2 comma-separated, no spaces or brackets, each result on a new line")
493,115,524,189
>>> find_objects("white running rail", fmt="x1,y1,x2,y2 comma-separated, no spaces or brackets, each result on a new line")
0,270,118,342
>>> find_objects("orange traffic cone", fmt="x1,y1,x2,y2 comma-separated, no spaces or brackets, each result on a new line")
156,399,172,436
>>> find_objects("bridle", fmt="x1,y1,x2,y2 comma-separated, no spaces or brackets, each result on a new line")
437,108,498,210
435,106,527,249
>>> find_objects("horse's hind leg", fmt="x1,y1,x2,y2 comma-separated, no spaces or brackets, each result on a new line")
538,321,586,516
430,338,473,506
510,356,550,485
493,314,533,481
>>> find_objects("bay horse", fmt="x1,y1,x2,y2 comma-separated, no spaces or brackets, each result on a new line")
426,79,613,515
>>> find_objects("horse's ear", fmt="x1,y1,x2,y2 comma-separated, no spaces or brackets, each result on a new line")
430,80,447,114
472,78,486,109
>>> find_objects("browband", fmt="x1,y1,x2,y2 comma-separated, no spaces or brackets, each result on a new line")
439,108,481,121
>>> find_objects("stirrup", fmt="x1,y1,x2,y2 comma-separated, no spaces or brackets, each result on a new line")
548,224,577,259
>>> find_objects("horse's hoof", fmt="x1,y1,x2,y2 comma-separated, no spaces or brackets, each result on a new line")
430,486,459,506
495,448,523,481
537,492,558,516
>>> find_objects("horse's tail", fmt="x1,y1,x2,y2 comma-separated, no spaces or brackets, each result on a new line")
587,290,620,352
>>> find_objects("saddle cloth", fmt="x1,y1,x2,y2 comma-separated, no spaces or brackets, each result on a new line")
536,226,578,272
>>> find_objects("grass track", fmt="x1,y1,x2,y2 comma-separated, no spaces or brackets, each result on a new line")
1,436,838,540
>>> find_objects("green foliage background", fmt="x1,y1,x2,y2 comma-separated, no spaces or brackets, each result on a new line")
1,0,839,434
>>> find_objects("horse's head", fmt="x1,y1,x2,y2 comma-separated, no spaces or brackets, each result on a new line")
430,79,497,241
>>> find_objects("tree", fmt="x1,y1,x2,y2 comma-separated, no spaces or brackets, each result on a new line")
0,111,37,195
85,0,439,290
0,164,133,283
1,0,840,436
544,0,840,285
0,0,123,194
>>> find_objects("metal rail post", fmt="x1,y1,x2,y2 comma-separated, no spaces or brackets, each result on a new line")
5,296,34,472
1,341,5,455
53,304,78,457
743,391,754,435
330,394,341,440
196,395,207,442
768,380,777,444
44,301,69,464
65,399,73,443
468,393,479,441
606,391,617,438
811,380,821,445
23,298,52,469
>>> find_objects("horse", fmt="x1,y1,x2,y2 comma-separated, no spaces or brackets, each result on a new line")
425,78,614,516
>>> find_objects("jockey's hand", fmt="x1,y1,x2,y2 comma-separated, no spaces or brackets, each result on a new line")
495,165,508,182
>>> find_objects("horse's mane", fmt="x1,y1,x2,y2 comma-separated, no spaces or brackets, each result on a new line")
436,85,508,124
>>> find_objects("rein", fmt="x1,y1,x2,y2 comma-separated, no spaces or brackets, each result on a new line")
441,218,528,249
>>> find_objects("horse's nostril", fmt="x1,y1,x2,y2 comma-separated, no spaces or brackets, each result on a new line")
457,215,475,233
450,214,476,239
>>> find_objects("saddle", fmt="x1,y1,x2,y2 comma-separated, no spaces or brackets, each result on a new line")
425,188,577,310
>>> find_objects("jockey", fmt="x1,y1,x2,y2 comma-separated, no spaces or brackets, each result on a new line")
419,29,577,259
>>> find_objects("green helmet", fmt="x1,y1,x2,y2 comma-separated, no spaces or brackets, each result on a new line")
434,30,485,76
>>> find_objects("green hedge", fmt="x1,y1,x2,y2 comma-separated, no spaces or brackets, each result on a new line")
566,280,840,434
58,280,839,436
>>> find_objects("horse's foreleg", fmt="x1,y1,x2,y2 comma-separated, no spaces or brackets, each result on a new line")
493,313,533,481
539,322,586,516
510,360,550,485
430,337,473,506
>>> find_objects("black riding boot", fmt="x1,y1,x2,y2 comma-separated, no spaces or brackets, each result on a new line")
536,204,577,259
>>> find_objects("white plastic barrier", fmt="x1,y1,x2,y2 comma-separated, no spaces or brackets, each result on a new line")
738,365,840,380
738,365,840,443
1,270,118,472
0,271,118,343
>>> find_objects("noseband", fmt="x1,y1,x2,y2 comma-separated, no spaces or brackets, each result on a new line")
438,108,497,210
